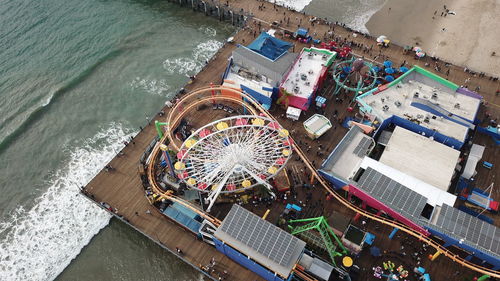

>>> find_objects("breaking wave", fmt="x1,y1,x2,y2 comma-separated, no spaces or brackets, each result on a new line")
162,39,223,75
0,123,134,281
273,0,312,11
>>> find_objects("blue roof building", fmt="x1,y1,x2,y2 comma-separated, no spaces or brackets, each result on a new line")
246,32,292,61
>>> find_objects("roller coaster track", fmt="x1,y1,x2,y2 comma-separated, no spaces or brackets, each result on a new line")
146,86,499,277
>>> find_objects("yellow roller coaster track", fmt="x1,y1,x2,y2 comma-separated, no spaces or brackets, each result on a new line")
146,86,499,277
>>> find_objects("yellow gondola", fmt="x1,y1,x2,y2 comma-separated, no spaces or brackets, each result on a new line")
216,121,229,131
174,162,185,170
242,179,251,188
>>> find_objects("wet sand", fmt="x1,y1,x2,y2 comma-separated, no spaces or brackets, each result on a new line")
366,0,500,76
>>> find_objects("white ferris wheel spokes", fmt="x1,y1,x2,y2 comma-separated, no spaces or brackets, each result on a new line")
174,115,293,212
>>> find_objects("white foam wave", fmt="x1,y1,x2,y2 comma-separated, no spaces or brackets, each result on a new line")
272,0,312,11
193,40,223,63
130,77,171,96
0,123,133,281
198,26,217,37
346,5,383,34
162,57,199,75
42,93,54,107
162,39,223,75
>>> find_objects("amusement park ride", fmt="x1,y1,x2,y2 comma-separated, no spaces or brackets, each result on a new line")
145,84,499,279
332,57,379,98
173,115,293,212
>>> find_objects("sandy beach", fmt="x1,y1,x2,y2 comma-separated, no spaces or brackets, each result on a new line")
366,0,500,76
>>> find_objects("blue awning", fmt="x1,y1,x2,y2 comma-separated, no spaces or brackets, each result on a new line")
246,32,292,60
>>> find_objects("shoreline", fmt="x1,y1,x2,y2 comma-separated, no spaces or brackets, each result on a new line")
366,0,500,76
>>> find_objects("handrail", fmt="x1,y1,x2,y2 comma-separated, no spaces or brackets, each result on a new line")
148,86,499,277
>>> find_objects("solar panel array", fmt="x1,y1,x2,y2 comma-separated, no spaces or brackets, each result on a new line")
353,137,372,157
219,205,302,267
357,167,428,221
432,204,500,258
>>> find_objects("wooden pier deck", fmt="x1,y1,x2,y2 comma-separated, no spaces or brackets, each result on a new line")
83,0,500,280
84,118,263,280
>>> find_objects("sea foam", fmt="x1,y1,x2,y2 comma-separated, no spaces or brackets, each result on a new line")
162,39,223,76
0,123,133,281
273,0,313,11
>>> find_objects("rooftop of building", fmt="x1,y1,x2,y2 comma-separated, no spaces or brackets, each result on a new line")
303,114,332,137
214,204,306,278
281,47,335,99
224,68,273,98
357,66,482,142
355,166,499,260
379,126,460,191
246,32,292,60
358,157,457,208
320,126,374,181
232,46,298,84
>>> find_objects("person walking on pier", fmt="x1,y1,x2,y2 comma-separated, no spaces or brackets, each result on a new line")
176,247,183,255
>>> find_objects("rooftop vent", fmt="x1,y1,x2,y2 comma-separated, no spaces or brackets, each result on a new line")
382,105,389,112
394,101,402,107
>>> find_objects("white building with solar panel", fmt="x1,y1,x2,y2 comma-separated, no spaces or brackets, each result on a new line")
212,205,351,281
319,125,500,270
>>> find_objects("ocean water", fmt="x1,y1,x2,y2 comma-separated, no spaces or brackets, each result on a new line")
0,0,232,280
0,0,384,280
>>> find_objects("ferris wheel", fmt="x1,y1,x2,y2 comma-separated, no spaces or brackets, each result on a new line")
174,115,293,211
